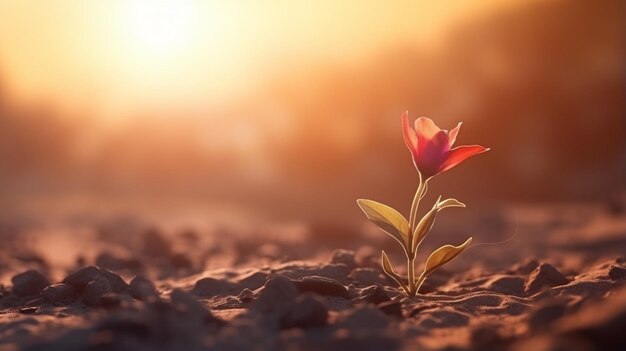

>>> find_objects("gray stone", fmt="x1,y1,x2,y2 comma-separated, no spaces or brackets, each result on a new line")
254,276,298,312
357,284,391,304
192,277,232,297
237,288,255,303
63,266,128,294
63,266,102,291
293,276,349,298
280,294,328,329
100,269,129,293
130,276,158,301
41,283,77,305
330,249,356,269
11,270,50,297
170,289,219,324
83,278,113,307
525,263,570,295
100,293,122,309
349,268,390,287
238,271,269,290
609,266,626,281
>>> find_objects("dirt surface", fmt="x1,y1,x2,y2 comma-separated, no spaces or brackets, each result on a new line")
1,203,625,351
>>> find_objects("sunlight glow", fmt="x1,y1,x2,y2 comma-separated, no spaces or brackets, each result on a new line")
0,0,531,120
127,0,196,54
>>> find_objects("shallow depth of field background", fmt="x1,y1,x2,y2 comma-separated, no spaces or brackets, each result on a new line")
0,0,624,228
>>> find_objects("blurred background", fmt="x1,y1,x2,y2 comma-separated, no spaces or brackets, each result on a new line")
0,0,624,227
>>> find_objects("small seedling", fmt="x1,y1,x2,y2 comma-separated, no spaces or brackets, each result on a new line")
357,112,489,296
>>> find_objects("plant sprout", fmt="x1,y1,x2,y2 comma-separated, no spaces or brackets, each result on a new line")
357,112,489,297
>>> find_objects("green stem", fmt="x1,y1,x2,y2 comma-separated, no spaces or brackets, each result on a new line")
407,174,429,297
408,173,425,231
414,273,426,295
407,256,416,295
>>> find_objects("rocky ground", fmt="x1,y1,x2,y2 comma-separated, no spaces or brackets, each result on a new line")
0,203,625,351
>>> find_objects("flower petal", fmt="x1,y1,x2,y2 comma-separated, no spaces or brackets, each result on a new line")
401,111,418,152
416,130,451,177
438,145,489,174
415,117,442,142
448,122,462,146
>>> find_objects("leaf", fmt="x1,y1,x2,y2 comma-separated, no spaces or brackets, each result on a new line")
381,250,400,278
412,197,466,253
421,237,472,278
436,198,466,210
357,199,410,247
381,250,409,294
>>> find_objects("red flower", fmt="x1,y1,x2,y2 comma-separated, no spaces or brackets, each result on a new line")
401,111,489,179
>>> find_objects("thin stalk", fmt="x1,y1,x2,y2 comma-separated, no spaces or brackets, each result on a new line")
408,173,425,231
419,181,429,201
407,256,416,296
407,174,429,296
414,272,426,295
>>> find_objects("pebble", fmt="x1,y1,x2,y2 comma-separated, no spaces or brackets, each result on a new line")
100,293,122,309
280,294,329,329
11,270,50,297
19,306,38,314
330,249,357,269
238,271,270,291
192,277,232,297
237,288,255,303
293,276,349,298
41,283,78,305
170,289,219,324
348,268,390,287
525,263,570,295
130,276,158,301
63,266,128,294
254,276,298,312
608,266,626,281
100,269,129,293
357,284,391,304
63,266,102,291
83,278,113,307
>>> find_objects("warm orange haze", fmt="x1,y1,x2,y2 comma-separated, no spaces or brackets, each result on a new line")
3,0,622,223
0,1,625,350
0,0,524,114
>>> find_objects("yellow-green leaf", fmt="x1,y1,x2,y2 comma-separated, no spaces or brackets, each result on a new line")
357,199,409,247
412,197,466,253
381,250,399,278
436,198,466,210
421,237,472,277
382,250,409,294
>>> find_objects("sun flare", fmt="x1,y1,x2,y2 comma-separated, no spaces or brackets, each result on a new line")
127,0,196,54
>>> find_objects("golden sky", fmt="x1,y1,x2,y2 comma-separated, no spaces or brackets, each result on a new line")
0,0,531,120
